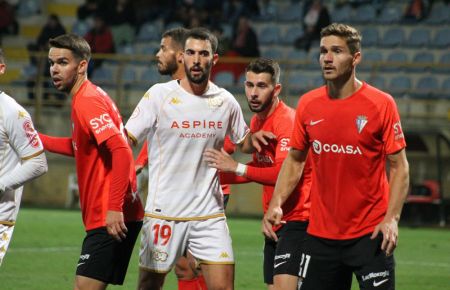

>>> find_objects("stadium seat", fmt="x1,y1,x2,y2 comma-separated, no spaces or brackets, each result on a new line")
369,75,386,91
17,0,41,17
260,47,284,60
380,27,405,47
424,2,450,25
121,66,137,84
140,67,162,85
411,51,435,72
434,52,450,73
213,71,235,88
383,51,408,72
441,77,450,99
137,22,161,42
281,26,304,45
389,75,412,97
332,5,352,23
353,4,377,24
91,66,115,85
360,50,383,71
286,49,309,69
360,27,379,47
377,5,402,24
258,25,281,45
413,75,439,99
71,20,90,37
288,71,314,95
406,27,430,48
276,3,303,22
431,27,450,49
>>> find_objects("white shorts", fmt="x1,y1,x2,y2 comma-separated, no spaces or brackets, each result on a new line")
139,216,234,272
0,224,15,266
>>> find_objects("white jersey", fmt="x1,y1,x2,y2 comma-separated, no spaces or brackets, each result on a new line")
0,91,44,224
126,80,249,220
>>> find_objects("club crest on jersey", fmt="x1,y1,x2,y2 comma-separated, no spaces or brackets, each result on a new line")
18,110,28,119
170,97,181,105
207,96,224,109
356,115,368,134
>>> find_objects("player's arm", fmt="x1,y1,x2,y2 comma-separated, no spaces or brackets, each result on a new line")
0,152,47,194
371,148,409,255
262,148,308,240
204,148,281,186
237,130,276,153
38,133,74,156
102,134,133,242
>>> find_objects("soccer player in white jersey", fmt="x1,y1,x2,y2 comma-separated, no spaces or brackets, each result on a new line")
126,27,271,290
0,48,48,266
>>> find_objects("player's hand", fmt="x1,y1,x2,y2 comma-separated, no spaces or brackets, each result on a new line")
203,148,237,172
135,164,144,175
251,130,276,152
262,206,284,241
371,218,399,256
106,210,128,242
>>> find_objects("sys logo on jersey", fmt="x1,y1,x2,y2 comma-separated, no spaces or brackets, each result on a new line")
312,140,362,155
280,138,290,151
23,120,40,148
90,113,115,134
393,121,404,140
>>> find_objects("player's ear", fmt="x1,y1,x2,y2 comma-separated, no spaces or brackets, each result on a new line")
353,51,362,66
0,63,5,75
273,83,282,97
177,51,184,64
78,59,88,75
212,53,219,66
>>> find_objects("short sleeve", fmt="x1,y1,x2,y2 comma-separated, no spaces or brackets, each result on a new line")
227,95,249,144
273,114,294,162
381,96,406,154
6,105,44,159
125,88,158,145
76,96,121,145
290,97,309,151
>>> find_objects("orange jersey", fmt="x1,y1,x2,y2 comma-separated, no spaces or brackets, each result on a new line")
249,101,311,222
291,83,406,239
71,81,143,230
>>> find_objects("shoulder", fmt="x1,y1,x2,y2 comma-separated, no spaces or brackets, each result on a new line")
361,83,398,109
144,79,180,100
0,92,27,118
297,86,326,109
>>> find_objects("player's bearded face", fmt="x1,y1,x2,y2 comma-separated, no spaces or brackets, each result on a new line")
319,35,355,82
48,48,80,93
183,39,214,85
156,37,179,76
245,72,275,113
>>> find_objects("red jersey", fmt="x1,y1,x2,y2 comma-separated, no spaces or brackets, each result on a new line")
221,135,236,195
291,82,406,240
71,80,143,230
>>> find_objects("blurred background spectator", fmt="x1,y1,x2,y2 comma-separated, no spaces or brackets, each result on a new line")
84,14,115,73
0,0,19,44
294,0,331,52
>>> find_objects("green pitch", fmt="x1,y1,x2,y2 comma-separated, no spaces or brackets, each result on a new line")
1,208,449,289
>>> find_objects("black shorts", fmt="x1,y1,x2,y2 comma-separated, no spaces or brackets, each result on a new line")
76,221,142,285
223,194,230,209
263,221,308,285
300,233,395,290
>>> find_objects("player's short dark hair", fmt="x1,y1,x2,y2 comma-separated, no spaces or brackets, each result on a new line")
321,23,362,54
246,58,281,84
185,27,218,54
162,27,189,51
0,48,5,64
48,34,91,62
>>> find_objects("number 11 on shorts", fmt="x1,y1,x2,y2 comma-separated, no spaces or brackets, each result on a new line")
152,224,172,246
299,253,311,278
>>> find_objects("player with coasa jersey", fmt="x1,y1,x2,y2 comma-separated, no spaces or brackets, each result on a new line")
263,23,409,290
204,58,311,290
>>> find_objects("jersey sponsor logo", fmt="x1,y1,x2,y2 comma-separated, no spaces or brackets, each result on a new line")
151,249,169,262
18,110,28,119
361,270,389,282
373,279,389,287
280,138,290,151
312,140,362,155
207,96,224,109
170,120,223,129
23,120,40,148
356,115,368,133
309,119,324,126
274,253,291,260
179,133,217,139
89,113,115,134
256,153,274,164
393,121,404,140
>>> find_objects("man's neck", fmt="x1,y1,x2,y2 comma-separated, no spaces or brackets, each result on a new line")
327,73,362,99
70,75,88,98
257,97,279,120
180,78,209,96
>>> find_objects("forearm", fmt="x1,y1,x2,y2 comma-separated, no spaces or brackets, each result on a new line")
220,172,250,184
0,153,48,191
385,155,410,222
245,163,281,186
38,133,74,156
237,131,254,154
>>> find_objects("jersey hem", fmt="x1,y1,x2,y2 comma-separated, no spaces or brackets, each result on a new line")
0,221,15,226
144,212,225,221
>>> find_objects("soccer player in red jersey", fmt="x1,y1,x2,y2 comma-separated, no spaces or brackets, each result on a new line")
39,34,144,290
263,23,410,290
204,58,311,290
